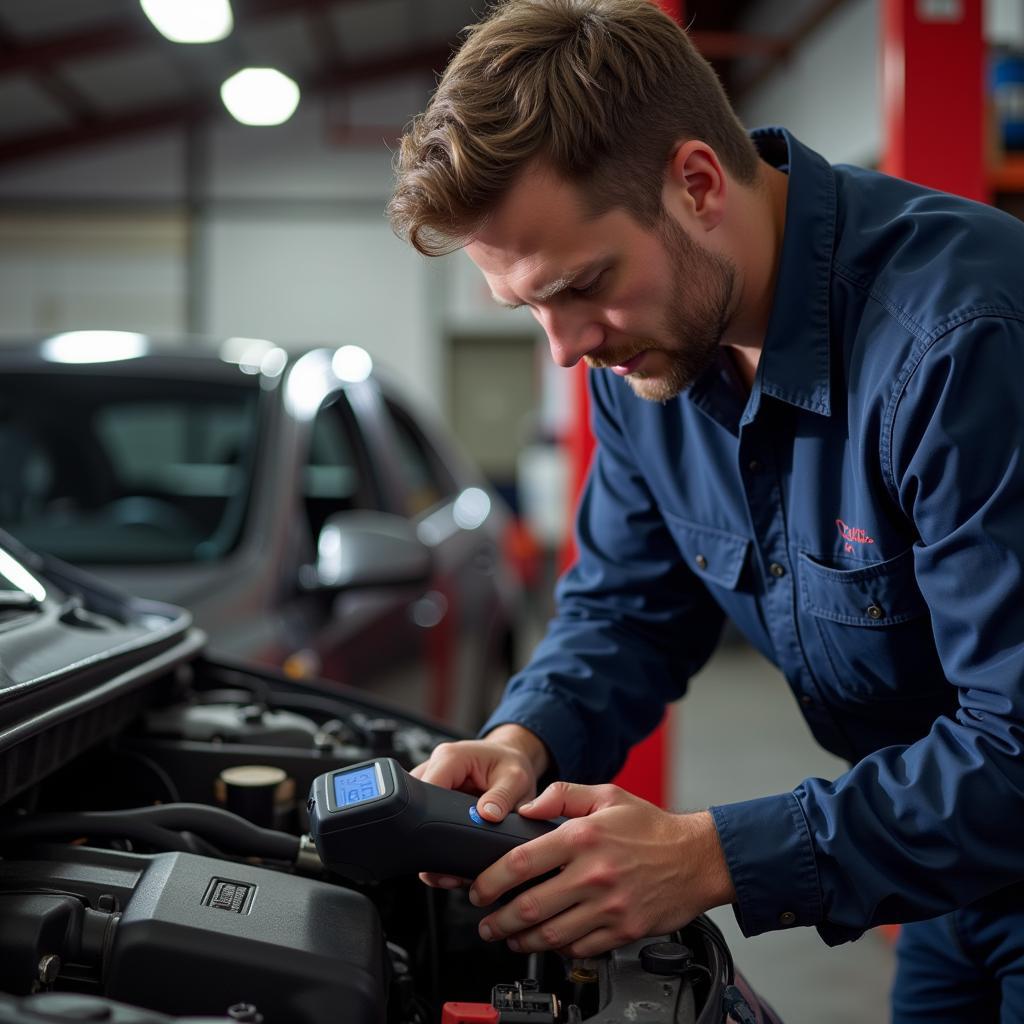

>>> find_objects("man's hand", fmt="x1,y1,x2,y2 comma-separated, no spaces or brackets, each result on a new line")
468,782,736,958
411,723,550,889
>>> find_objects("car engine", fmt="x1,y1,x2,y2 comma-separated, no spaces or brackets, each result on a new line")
0,657,742,1024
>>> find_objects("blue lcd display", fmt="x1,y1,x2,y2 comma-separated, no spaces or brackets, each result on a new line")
333,765,382,808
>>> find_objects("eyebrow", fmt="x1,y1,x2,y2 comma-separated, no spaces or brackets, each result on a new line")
491,262,606,310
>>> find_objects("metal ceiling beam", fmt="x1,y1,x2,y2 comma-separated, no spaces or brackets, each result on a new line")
0,43,453,165
689,30,788,59
732,0,851,100
0,0,789,78
0,0,377,77
0,15,99,125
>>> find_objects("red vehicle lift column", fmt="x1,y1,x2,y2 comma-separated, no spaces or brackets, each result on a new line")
877,0,985,945
881,0,985,201
560,0,683,810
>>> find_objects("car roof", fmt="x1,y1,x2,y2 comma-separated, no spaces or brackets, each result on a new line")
0,334,294,384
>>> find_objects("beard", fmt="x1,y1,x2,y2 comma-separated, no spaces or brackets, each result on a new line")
584,214,736,402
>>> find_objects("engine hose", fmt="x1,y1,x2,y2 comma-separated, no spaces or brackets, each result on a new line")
1,814,192,852
1,803,301,862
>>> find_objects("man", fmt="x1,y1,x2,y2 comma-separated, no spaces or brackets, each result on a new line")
388,1,1024,1019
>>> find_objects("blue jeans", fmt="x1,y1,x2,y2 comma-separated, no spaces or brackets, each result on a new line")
892,886,1024,1023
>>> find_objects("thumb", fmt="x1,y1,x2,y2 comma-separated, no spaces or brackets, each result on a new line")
476,785,517,822
518,781,609,820
476,773,532,822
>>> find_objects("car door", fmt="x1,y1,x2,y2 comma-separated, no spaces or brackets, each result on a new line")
281,389,433,716
375,394,511,731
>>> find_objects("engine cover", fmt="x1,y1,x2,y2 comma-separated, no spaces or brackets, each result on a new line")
2,848,387,1024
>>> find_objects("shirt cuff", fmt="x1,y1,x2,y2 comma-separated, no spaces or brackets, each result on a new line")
710,792,823,937
478,682,589,782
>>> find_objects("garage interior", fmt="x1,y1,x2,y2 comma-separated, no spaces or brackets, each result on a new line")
0,1,1021,1021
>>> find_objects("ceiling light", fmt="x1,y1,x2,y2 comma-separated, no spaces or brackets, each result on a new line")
140,0,233,44
220,68,300,126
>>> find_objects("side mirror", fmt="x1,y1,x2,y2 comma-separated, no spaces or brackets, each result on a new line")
307,511,433,591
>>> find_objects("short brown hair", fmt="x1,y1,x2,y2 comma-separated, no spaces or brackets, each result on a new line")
389,0,760,256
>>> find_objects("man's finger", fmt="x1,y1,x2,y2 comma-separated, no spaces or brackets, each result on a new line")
475,784,515,821
470,824,573,906
518,781,617,820
477,872,577,942
416,747,471,791
502,901,604,954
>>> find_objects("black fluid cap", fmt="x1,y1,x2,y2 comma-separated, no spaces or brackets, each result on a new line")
640,941,694,976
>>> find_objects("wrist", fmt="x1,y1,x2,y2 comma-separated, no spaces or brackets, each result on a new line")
686,810,737,910
484,723,551,778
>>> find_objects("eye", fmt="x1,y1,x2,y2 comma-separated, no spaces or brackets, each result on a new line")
570,271,605,298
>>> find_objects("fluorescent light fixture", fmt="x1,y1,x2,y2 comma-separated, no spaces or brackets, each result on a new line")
140,0,233,44
41,331,148,365
332,345,373,384
221,68,300,126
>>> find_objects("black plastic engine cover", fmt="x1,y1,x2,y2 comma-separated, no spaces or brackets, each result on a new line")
105,851,385,1024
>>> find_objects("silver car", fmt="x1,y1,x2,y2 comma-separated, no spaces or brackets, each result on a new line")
0,332,524,731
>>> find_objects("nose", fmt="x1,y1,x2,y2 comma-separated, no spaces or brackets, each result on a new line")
536,306,604,368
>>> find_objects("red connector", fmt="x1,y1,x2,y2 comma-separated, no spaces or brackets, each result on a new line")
441,1003,499,1024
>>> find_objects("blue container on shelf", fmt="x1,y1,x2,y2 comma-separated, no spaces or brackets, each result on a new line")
993,51,1024,152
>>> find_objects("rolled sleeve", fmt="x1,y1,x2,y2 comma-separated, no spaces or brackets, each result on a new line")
710,791,825,939
479,681,589,782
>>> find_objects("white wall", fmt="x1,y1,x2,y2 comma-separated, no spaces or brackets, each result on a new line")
735,0,881,167
0,87,454,413
202,211,439,402
0,213,186,336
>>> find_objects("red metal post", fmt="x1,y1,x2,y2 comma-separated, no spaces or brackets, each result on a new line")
560,0,683,810
881,0,986,201
877,0,985,947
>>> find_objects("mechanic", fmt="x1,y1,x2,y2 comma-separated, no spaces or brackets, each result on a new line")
387,1,1024,1019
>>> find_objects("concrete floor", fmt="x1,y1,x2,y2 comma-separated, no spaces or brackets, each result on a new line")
671,642,896,1024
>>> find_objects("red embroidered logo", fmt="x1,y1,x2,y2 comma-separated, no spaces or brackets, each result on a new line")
836,519,875,554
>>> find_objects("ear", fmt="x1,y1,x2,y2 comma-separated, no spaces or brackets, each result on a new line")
663,140,726,232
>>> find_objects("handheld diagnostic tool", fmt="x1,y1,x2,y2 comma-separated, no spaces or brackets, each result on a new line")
307,757,559,882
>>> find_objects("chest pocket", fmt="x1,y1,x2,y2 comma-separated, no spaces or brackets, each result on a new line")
662,512,749,590
798,547,946,701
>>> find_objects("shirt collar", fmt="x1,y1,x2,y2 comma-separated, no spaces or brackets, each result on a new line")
743,127,836,419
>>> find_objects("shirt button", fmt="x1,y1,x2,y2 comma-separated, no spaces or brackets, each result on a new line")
866,604,884,620
800,694,814,707
769,562,786,578
779,911,797,927
747,459,761,472
695,554,708,570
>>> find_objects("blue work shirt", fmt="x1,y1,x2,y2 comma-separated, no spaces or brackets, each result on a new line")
481,127,1024,946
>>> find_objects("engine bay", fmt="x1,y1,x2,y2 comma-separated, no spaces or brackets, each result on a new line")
0,657,734,1024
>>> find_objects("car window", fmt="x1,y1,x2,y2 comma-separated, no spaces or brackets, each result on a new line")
381,398,456,517
0,373,259,565
303,395,380,539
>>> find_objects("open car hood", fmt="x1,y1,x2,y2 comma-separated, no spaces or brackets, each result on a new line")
0,529,200,806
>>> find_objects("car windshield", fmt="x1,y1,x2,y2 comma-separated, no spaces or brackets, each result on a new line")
0,372,260,565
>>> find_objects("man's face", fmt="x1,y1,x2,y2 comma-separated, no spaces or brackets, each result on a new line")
465,164,736,402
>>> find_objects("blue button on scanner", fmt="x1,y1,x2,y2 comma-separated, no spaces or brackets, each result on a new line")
468,806,484,825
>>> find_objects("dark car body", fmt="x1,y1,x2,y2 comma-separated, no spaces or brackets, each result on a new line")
0,334,522,731
0,534,779,1024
